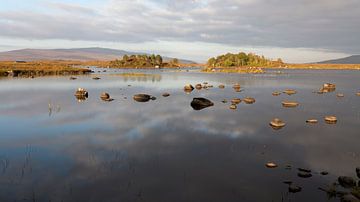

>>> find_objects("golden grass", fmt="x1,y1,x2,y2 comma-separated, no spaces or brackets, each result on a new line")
267,63,360,70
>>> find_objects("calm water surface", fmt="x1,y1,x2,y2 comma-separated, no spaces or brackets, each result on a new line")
0,68,359,202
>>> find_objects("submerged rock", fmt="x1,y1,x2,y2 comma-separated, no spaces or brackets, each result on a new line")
283,89,297,95
269,118,286,130
133,94,152,102
282,101,299,108
325,116,338,124
289,185,302,193
337,93,345,98
191,98,214,110
298,172,312,178
243,97,256,104
338,176,357,188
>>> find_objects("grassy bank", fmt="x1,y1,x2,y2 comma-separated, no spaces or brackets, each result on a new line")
0,61,92,77
274,63,360,70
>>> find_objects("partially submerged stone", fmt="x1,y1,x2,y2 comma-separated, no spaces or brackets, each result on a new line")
266,162,278,168
133,94,152,102
272,91,281,96
69,77,77,80
319,83,336,93
243,97,256,104
229,104,237,110
162,93,170,97
195,84,202,90
337,93,345,98
356,167,360,178
191,97,214,110
74,88,88,101
231,98,242,105
306,119,318,124
325,116,338,124
92,77,101,80
298,172,312,178
282,101,299,108
184,84,194,93
270,118,286,130
283,89,297,95
289,185,302,193
233,83,241,92
221,99,228,103
218,84,225,89
100,92,114,101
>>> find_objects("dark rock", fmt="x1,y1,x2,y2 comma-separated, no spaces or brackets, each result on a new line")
70,77,77,80
338,176,357,188
289,185,302,193
321,171,329,176
298,168,311,173
151,96,157,100
162,93,170,97
92,77,101,80
191,98,214,110
356,167,360,178
133,94,152,102
283,181,292,185
298,172,312,178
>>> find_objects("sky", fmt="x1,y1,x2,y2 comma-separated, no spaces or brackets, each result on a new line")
0,0,359,63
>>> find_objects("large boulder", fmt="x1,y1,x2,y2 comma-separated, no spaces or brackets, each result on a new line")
191,98,214,110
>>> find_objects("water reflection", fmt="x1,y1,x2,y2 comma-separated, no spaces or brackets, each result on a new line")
0,69,359,201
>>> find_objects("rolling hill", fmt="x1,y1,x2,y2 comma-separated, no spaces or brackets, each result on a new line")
317,55,360,64
0,47,195,63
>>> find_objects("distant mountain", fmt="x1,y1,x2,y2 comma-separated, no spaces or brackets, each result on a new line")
0,47,195,63
317,55,360,64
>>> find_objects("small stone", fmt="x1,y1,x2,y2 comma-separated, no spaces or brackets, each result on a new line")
151,96,157,100
289,185,302,193
337,93,345,98
283,89,297,95
243,97,256,104
100,92,113,101
229,104,237,110
338,176,356,188
306,119,318,124
92,77,101,80
298,172,312,178
218,84,225,89
184,84,194,92
162,93,170,97
231,98,242,105
133,94,152,102
195,84,202,90
69,77,77,80
325,116,337,124
221,99,228,103
282,101,299,108
272,91,281,96
266,162,278,168
321,171,329,176
270,118,286,130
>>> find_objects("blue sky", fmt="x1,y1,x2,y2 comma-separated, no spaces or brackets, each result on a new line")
0,0,358,62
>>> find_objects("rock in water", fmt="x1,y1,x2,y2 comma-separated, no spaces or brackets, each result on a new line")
356,167,360,178
325,116,337,124
229,104,237,110
184,84,194,92
289,186,302,193
100,92,110,100
283,89,297,95
162,93,170,97
243,97,256,104
269,118,286,130
272,91,281,96
298,172,312,178
266,162,278,168
306,119,318,124
133,94,152,102
218,84,225,89
231,98,242,105
195,84,202,90
282,101,299,108
338,176,356,188
191,98,214,110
